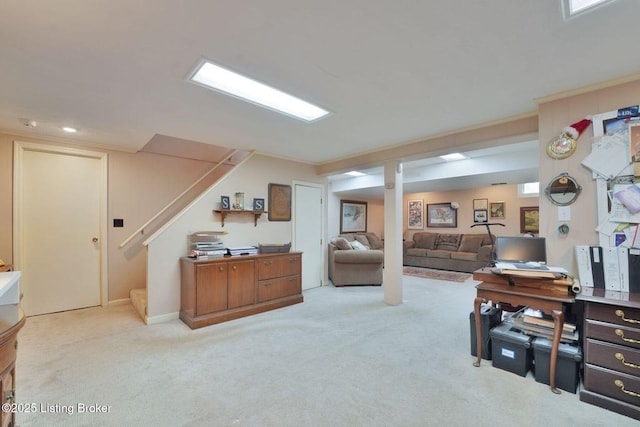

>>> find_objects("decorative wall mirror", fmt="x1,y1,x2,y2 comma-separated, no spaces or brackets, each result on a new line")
545,173,582,206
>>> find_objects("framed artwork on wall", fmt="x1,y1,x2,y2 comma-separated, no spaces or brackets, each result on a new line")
520,206,539,234
489,201,505,219
268,183,291,221
473,198,488,210
340,200,367,233
427,203,457,228
474,209,488,223
407,199,423,229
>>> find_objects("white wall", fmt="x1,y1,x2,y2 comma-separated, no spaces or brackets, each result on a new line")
145,154,324,321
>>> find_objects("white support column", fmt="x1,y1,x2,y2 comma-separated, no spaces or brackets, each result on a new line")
383,160,403,305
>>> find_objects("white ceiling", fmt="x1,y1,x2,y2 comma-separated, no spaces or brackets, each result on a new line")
1,1,638,173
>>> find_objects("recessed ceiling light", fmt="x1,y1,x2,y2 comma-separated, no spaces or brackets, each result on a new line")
189,60,330,122
345,171,366,177
439,153,467,161
62,127,77,133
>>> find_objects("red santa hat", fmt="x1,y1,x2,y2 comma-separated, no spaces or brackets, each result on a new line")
563,117,592,140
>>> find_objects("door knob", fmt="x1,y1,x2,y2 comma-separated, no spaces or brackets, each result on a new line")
92,237,99,242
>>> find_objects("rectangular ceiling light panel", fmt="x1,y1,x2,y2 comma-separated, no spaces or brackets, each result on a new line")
190,61,329,122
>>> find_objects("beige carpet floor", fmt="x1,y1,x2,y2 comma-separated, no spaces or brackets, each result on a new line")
14,275,638,427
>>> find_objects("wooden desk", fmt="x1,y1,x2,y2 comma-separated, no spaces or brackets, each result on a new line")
472,268,575,394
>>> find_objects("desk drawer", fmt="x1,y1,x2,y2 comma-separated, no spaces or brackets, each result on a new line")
586,338,640,376
584,364,640,407
257,275,301,303
586,303,640,330
585,320,640,350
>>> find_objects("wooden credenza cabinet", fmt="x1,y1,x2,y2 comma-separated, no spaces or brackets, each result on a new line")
0,305,25,427
180,252,303,329
578,290,640,421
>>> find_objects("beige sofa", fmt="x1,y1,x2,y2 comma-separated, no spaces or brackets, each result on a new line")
403,232,493,273
328,233,384,286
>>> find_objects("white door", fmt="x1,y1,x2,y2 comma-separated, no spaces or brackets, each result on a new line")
294,183,323,290
15,143,106,316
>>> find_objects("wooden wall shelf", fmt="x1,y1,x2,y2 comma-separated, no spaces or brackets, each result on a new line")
213,209,267,227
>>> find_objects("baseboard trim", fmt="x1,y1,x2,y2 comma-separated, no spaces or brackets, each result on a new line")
146,312,179,325
108,298,131,306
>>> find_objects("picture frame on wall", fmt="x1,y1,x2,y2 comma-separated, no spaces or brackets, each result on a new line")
474,209,488,223
426,203,457,228
489,201,505,219
407,199,423,229
268,183,291,221
340,200,367,233
473,198,488,210
520,206,539,234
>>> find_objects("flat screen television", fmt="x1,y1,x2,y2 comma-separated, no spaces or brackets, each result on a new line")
495,236,547,264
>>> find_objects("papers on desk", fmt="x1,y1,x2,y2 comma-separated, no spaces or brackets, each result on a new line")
492,262,568,279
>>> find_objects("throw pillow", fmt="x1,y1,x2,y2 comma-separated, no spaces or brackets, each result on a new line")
351,240,369,250
459,235,483,253
414,233,438,249
332,237,352,250
355,235,371,249
365,233,384,249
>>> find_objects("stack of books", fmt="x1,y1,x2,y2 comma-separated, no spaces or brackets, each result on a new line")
509,308,578,343
227,246,258,256
189,231,227,259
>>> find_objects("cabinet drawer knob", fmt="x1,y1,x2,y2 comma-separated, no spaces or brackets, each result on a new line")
615,379,640,399
232,265,237,271
615,309,640,324
263,282,273,287
615,329,640,344
263,261,272,266
219,267,224,272
615,352,640,370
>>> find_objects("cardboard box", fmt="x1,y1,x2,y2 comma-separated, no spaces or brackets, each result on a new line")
489,323,533,377
532,337,582,393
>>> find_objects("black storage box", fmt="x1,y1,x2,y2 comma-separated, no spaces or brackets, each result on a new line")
532,337,582,393
489,323,533,377
469,307,502,360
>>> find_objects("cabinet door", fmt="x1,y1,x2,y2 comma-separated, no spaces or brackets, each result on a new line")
195,263,228,315
227,260,255,309
0,367,14,427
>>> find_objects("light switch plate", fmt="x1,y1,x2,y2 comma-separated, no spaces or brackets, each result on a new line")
557,206,571,221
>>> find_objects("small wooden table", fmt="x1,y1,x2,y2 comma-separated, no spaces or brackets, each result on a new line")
472,268,575,394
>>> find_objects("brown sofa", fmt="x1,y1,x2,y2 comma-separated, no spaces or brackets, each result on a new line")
328,233,384,286
403,232,493,273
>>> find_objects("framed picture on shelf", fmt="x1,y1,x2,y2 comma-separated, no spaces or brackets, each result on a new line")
473,198,488,210
426,203,457,228
407,199,423,229
220,195,230,210
340,200,367,233
520,206,540,234
253,198,265,211
489,201,505,219
268,183,291,221
474,209,488,223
